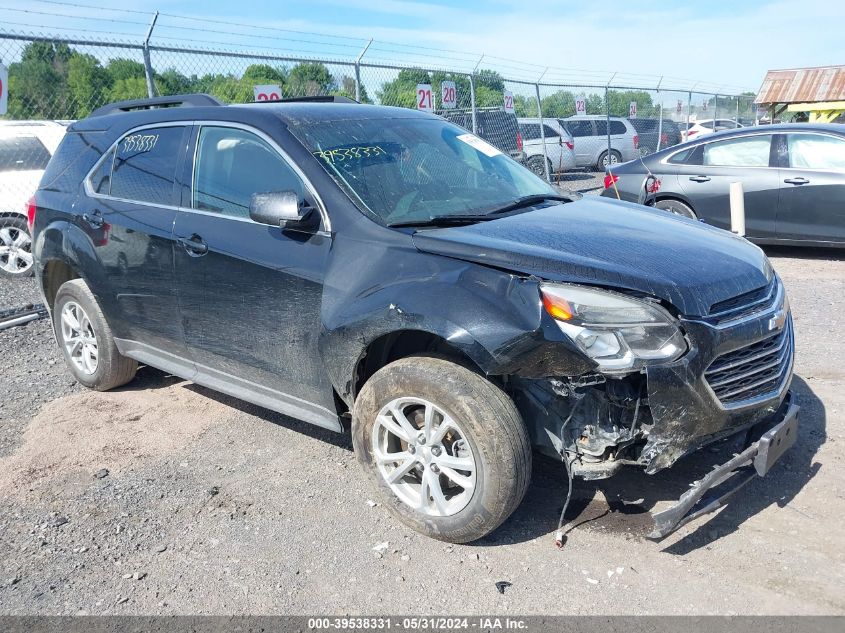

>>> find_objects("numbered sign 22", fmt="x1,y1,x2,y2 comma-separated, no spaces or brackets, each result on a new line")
629,101,637,118
253,84,281,102
440,81,457,109
416,84,434,112
575,94,586,116
503,90,514,114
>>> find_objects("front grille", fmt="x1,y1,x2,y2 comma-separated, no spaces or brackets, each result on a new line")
708,278,777,323
704,318,793,406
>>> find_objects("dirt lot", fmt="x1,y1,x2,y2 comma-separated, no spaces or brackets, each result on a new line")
1,245,843,616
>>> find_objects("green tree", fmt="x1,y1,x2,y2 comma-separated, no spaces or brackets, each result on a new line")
242,64,287,85
334,75,371,103
474,69,504,92
66,53,110,117
108,77,148,102
6,41,74,118
105,58,146,82
287,62,336,96
377,68,431,108
155,69,197,96
540,90,575,118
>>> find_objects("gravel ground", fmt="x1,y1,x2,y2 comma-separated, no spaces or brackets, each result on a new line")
0,246,843,616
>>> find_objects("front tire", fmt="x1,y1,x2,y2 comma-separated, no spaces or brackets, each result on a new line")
0,215,34,277
654,198,697,219
53,279,138,391
352,356,531,543
526,155,552,180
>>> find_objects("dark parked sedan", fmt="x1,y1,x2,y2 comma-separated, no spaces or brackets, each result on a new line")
602,123,845,246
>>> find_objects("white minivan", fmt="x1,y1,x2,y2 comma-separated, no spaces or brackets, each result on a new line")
517,118,576,178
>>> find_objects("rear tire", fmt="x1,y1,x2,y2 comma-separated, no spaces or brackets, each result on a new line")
352,356,531,543
654,199,697,219
53,279,138,391
526,155,552,180
598,150,622,169
0,215,34,278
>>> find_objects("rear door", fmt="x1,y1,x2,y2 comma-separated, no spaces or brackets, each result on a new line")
82,123,192,363
172,123,337,421
776,131,845,243
675,132,779,238
561,119,595,166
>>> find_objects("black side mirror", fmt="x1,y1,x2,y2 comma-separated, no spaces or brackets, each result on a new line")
249,191,315,228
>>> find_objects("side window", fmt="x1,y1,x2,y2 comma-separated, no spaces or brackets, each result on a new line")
787,133,845,170
703,135,772,167
0,135,52,171
519,123,540,139
594,120,608,136
110,126,185,205
565,120,590,137
609,121,627,135
193,126,304,218
89,147,115,195
542,125,560,138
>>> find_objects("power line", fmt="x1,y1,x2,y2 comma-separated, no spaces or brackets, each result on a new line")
31,0,153,16
1,7,149,27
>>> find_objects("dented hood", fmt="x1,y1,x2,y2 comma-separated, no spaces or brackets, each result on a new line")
412,197,772,317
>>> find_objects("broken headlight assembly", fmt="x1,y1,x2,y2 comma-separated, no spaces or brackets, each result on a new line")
540,283,687,373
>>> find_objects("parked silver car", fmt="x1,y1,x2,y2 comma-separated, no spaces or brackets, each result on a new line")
517,118,576,177
559,116,639,169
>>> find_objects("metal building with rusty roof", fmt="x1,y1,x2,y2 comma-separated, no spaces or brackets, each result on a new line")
756,65,845,123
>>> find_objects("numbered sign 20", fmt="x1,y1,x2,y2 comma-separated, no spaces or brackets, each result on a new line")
440,81,457,109
575,94,587,116
254,84,281,102
416,84,434,112
629,101,637,118
503,90,514,114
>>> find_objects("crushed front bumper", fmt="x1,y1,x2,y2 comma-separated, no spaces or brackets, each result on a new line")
648,394,799,539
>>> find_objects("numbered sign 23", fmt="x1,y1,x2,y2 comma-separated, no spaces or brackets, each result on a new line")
503,90,514,114
440,81,457,109
416,84,434,112
253,84,281,102
575,95,587,116
629,101,637,118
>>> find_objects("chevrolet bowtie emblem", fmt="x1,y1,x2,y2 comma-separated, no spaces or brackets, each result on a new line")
768,309,787,332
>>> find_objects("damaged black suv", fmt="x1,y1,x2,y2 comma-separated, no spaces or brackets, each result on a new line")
32,94,798,543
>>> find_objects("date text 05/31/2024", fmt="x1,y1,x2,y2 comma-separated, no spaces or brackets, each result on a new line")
307,617,529,630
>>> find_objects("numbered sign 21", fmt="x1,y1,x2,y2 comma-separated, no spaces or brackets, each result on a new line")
440,81,457,109
503,90,514,114
253,84,281,102
629,101,637,118
416,84,434,112
575,94,586,116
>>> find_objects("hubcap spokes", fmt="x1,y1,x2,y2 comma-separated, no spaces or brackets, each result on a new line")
0,226,33,274
373,397,477,517
60,301,99,375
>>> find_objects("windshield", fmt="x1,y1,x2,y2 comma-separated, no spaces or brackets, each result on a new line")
290,116,558,226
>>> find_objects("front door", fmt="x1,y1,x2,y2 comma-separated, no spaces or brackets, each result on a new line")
675,133,779,238
777,131,845,243
172,124,336,423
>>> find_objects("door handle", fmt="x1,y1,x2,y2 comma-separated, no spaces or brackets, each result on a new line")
689,176,711,183
82,211,104,228
784,177,809,185
178,235,209,256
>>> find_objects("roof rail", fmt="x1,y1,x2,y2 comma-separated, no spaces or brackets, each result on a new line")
254,95,358,104
89,94,224,118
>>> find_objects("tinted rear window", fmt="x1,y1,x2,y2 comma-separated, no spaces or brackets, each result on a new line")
0,136,52,171
109,126,186,206
610,121,627,135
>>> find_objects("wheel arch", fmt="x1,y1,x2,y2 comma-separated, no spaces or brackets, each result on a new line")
42,259,81,309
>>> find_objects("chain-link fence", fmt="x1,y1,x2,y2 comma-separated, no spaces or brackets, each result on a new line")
0,29,758,196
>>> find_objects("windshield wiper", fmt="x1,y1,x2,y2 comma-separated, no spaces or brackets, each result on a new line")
388,194,570,228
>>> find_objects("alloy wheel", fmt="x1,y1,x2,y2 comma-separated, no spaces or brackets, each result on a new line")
0,225,33,275
60,301,99,375
372,397,477,517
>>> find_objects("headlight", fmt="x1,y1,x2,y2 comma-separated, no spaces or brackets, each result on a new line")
540,283,687,372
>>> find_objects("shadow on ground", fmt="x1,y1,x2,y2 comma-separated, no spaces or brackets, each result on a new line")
763,245,845,261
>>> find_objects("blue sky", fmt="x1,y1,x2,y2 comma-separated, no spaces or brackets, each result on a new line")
3,0,844,92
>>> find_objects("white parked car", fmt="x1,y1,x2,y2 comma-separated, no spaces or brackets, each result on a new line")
517,118,576,177
558,115,639,169
681,118,744,142
0,121,67,277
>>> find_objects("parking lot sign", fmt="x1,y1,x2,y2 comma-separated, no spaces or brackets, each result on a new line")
440,81,456,109
416,84,434,111
253,84,281,101
677,100,683,113
575,94,586,116
629,101,637,118
503,90,514,114
0,64,7,115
